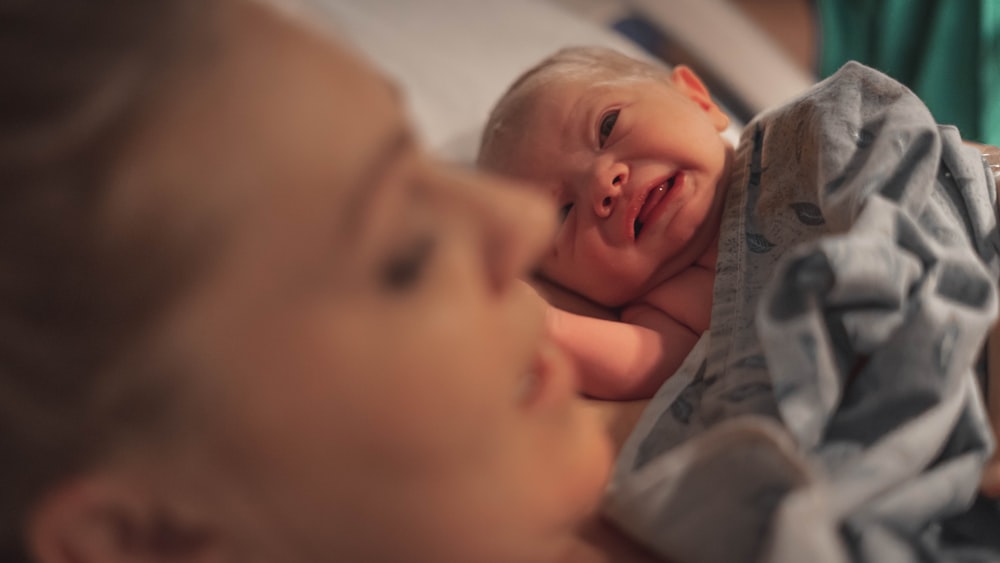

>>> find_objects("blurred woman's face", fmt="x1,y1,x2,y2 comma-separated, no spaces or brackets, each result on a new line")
116,2,613,562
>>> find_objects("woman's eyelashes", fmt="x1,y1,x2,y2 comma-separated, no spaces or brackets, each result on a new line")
558,202,573,223
379,235,436,292
597,109,619,148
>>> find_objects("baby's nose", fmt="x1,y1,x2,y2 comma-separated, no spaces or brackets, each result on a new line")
591,167,627,218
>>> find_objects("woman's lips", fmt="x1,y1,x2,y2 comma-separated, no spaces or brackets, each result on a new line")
633,173,680,239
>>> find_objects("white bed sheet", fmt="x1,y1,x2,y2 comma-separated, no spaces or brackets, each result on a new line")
311,0,656,162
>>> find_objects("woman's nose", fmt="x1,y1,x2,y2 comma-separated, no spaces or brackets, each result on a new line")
431,164,555,294
589,162,628,219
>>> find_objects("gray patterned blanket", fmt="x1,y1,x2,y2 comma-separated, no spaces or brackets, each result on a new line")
605,62,1000,562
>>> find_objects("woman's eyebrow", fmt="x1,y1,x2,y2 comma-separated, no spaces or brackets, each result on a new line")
340,126,413,236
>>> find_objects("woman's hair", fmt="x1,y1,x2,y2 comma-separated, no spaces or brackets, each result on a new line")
477,46,670,170
0,0,213,558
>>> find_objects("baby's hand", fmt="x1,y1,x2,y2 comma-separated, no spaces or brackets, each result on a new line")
980,456,1000,498
543,305,677,400
526,277,682,399
984,311,1000,497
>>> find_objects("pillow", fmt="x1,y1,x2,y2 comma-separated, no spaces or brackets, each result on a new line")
311,0,654,163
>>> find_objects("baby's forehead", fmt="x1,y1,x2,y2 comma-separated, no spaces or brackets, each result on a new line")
520,67,669,110
480,57,669,170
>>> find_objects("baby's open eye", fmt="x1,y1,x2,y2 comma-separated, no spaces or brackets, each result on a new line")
559,202,573,223
598,110,619,148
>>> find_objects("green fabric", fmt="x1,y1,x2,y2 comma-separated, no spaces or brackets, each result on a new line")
817,0,1000,145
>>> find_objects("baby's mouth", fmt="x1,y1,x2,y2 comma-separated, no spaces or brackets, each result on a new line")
633,174,678,238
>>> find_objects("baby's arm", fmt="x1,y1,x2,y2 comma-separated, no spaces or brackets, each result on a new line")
981,142,1000,497
982,328,1000,497
547,303,699,400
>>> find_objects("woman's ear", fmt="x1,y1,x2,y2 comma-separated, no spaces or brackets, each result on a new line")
26,473,219,563
669,65,730,132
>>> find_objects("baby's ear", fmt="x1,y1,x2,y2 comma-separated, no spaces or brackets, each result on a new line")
669,65,730,132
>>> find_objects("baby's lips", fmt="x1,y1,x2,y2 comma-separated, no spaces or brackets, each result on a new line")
626,172,678,241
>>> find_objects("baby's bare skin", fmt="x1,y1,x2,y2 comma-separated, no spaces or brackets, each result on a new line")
983,328,1000,497
631,243,716,336
544,240,717,400
969,142,1000,498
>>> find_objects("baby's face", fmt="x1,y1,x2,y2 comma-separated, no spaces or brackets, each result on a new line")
493,66,731,306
